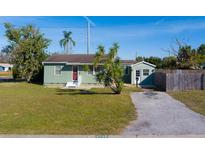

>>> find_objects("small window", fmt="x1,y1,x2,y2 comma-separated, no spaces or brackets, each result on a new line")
55,66,62,75
95,65,103,72
136,70,140,77
143,69,149,76
124,66,129,75
88,65,93,75
152,69,155,73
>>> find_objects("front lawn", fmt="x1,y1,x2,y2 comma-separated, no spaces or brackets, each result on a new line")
0,83,141,135
169,90,205,116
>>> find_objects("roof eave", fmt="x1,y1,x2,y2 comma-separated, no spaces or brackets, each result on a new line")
42,62,103,65
42,62,68,65
131,61,156,68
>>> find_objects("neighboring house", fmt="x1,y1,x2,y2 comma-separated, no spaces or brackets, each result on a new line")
0,63,13,72
202,62,205,69
42,54,156,87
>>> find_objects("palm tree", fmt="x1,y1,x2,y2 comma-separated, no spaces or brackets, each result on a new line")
59,31,76,54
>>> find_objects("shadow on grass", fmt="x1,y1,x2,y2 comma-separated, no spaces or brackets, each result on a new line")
0,78,25,83
30,81,43,85
56,88,115,95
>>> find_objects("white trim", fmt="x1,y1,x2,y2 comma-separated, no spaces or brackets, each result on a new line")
135,69,141,84
142,69,149,76
54,66,63,76
87,65,94,75
131,61,156,68
43,62,104,65
68,63,103,65
43,62,67,65
69,63,95,65
0,63,13,67
93,66,95,75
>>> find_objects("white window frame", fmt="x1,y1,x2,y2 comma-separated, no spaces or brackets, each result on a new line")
87,65,94,75
136,70,140,77
54,66,63,76
143,69,149,76
93,66,96,75
95,65,103,73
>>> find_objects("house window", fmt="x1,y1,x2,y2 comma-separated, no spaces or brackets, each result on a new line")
136,70,140,77
152,69,155,73
55,66,62,75
124,66,129,75
95,65,103,72
88,65,94,75
143,69,149,76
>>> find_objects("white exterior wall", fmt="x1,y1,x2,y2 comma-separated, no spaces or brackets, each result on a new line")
131,62,155,85
0,66,11,72
4,67,9,71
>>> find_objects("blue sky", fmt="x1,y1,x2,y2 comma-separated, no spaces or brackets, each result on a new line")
0,16,205,60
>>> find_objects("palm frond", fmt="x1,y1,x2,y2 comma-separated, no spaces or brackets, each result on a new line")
70,39,76,46
59,39,65,47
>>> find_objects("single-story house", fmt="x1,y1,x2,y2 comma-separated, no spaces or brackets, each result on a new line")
202,62,205,69
0,63,13,72
42,54,156,87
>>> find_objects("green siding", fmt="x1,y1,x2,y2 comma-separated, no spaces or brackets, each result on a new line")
78,66,97,84
44,62,155,86
44,64,97,84
44,64,72,84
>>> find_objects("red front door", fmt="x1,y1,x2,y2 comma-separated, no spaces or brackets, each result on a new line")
73,66,78,81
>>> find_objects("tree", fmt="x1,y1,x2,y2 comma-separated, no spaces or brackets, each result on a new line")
161,56,177,69
176,45,200,69
94,43,124,94
3,23,50,82
59,31,75,54
0,45,13,62
135,56,144,62
144,56,162,69
163,39,205,69
197,44,205,55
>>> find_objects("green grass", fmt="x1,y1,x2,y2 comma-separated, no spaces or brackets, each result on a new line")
0,83,141,135
169,90,205,116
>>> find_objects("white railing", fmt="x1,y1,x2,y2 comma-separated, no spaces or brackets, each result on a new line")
65,75,82,88
77,76,82,86
65,82,76,88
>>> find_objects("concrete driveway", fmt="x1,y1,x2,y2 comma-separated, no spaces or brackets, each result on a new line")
122,91,205,137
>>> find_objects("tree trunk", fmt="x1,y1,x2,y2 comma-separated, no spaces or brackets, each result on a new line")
26,72,33,83
70,41,72,53
66,43,68,54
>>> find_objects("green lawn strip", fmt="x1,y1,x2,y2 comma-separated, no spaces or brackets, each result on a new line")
169,90,205,116
0,83,141,135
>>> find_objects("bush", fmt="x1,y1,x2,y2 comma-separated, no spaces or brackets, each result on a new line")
12,66,21,80
30,67,44,84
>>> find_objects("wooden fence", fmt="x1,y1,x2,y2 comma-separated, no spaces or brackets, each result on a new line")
154,70,205,91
